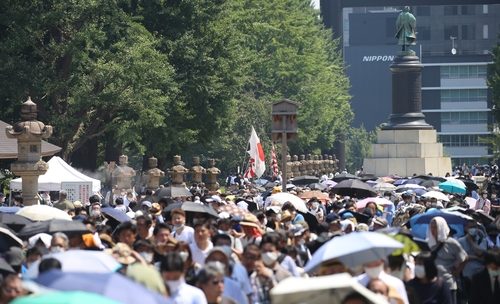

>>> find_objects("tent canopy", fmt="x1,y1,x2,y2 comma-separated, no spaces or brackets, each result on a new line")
10,156,101,193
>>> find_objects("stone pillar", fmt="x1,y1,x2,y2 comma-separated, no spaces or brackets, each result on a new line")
167,155,188,187
143,157,164,190
112,155,136,192
190,157,206,184
299,154,307,176
6,97,52,206
313,155,320,174
331,155,339,173
205,159,220,191
286,155,293,179
306,154,313,175
323,154,330,174
292,155,301,178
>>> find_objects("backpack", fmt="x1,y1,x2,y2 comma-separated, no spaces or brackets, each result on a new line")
392,203,426,227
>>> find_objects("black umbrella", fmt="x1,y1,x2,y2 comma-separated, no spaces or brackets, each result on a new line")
291,175,318,185
457,178,479,192
264,182,278,189
152,187,193,199
0,213,33,233
163,202,218,219
330,179,377,198
18,219,91,238
338,210,371,224
331,173,359,182
427,177,447,183
249,184,266,192
235,198,258,213
297,211,319,232
100,207,132,230
419,180,441,188
308,183,327,191
0,259,15,275
0,225,23,252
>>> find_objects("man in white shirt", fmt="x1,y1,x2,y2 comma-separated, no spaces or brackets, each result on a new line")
356,259,409,304
189,221,213,267
170,209,195,244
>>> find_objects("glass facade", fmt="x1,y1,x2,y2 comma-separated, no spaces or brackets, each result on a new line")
439,134,485,146
441,89,488,102
441,111,488,124
440,65,488,78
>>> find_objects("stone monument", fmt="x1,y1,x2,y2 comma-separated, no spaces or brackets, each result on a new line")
205,158,220,191
363,7,451,177
189,157,206,184
306,154,313,175
299,154,307,176
112,155,136,191
292,155,301,178
143,157,164,190
6,97,52,206
286,155,293,178
167,155,188,187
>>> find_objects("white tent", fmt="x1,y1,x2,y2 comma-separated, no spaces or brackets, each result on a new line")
10,156,101,193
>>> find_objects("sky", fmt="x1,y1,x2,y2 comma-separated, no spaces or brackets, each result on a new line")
312,0,320,9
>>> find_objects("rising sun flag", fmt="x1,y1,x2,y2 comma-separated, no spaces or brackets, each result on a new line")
244,127,266,179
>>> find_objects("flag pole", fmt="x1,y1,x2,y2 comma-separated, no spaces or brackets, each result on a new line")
281,120,287,192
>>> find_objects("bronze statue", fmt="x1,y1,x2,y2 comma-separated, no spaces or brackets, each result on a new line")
395,6,416,52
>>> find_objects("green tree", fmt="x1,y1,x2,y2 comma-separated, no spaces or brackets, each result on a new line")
345,124,377,173
488,33,500,123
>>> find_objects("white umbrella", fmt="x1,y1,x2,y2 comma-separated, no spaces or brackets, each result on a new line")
445,177,467,188
25,250,121,278
464,197,477,209
396,184,425,189
304,232,403,273
266,193,307,213
16,205,72,221
422,191,450,202
270,273,389,304
372,183,396,191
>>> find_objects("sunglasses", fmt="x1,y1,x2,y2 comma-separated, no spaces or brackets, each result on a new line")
244,253,259,260
211,278,223,285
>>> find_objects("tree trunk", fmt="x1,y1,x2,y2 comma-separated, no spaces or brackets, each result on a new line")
70,137,98,170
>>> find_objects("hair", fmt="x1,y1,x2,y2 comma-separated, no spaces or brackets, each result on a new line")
332,201,343,211
52,232,69,248
212,234,231,246
26,246,42,258
83,217,96,228
89,194,101,204
342,292,368,304
39,258,62,274
14,195,23,204
344,201,356,210
196,263,225,287
171,208,186,218
383,192,392,197
153,223,171,236
115,197,124,205
175,241,194,264
193,219,211,230
146,189,153,195
243,243,260,254
415,251,438,281
99,225,113,235
484,249,500,266
136,215,153,226
281,202,296,212
367,279,389,294
282,245,297,258
253,210,265,221
365,202,378,210
114,221,137,239
59,190,68,198
217,218,230,227
260,232,280,249
161,253,185,272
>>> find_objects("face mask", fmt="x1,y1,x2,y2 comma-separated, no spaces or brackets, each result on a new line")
165,277,185,294
312,202,319,208
285,221,292,226
297,239,305,246
317,236,329,243
483,194,488,198
121,192,125,196
364,263,384,279
391,269,404,280
91,210,101,217
385,197,391,200
178,251,189,262
173,224,184,231
276,213,282,221
262,218,268,226
261,251,278,266
487,269,500,277
414,265,426,279
139,251,153,263
50,246,64,253
468,228,478,237
493,194,497,199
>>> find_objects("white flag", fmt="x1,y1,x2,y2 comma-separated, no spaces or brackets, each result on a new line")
248,126,266,178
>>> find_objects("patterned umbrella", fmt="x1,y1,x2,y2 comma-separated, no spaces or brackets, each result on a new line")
220,204,250,218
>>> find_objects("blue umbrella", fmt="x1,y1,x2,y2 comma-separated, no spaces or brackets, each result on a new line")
0,207,21,214
413,188,427,196
100,207,132,223
34,270,169,304
393,179,408,186
409,209,466,239
438,181,466,194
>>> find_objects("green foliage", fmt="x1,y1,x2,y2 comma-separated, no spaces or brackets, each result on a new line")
345,124,377,173
488,34,500,123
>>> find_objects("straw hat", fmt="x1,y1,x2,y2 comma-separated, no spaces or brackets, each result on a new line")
280,210,292,223
112,243,136,265
239,214,265,234
151,202,162,217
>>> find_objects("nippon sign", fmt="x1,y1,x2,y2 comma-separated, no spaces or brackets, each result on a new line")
362,55,395,62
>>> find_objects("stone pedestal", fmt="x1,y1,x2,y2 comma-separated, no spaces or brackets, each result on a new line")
363,130,451,177
189,157,206,184
143,157,164,190
205,159,220,191
112,155,136,192
167,155,188,187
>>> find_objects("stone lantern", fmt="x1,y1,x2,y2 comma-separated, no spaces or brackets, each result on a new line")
143,157,164,190
286,155,293,178
299,154,307,176
313,155,320,173
306,154,313,175
112,155,136,192
331,154,339,173
167,155,188,187
190,157,206,184
323,154,330,174
6,97,52,206
292,155,301,178
205,158,220,191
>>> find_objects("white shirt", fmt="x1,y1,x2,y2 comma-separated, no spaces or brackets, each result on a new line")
189,241,213,267
171,226,195,244
170,282,207,304
356,271,409,304
237,201,249,210
232,263,253,295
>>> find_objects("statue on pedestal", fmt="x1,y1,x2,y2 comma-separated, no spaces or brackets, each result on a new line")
286,155,293,178
112,155,137,192
323,154,330,174
306,154,313,175
190,157,206,184
143,157,164,190
205,159,220,191
292,155,301,178
395,6,416,55
299,154,308,176
167,155,188,187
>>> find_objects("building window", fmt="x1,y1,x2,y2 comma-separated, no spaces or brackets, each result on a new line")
416,6,431,16
441,65,487,78
444,25,458,40
461,25,475,40
441,89,488,102
444,6,458,15
461,5,475,15
441,112,488,125
418,26,431,40
483,5,488,14
483,24,489,39
344,20,349,31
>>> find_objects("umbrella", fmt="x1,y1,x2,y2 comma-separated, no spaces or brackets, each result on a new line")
152,186,192,200
338,211,371,224
321,180,337,187
419,180,442,188
404,179,423,185
396,184,425,189
365,180,378,187
11,291,122,304
393,179,408,186
16,205,72,221
438,181,466,194
330,179,377,198
100,207,132,228
235,198,258,213
356,197,393,210
377,227,428,254
409,209,467,238
464,197,477,209
25,250,121,278
0,225,23,251
266,193,307,213
0,258,15,275
253,179,269,185
0,207,22,214
331,173,358,182
285,184,297,190
422,191,450,202
18,219,91,238
297,211,319,232
264,182,278,189
372,183,396,191
33,270,168,304
162,202,218,218
445,177,467,188
387,174,402,179
220,204,250,218
270,273,388,304
456,178,479,192
291,175,318,185
414,210,470,225
299,190,329,200
0,213,32,232
304,232,403,272
375,177,394,183
308,183,327,190
249,184,266,192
